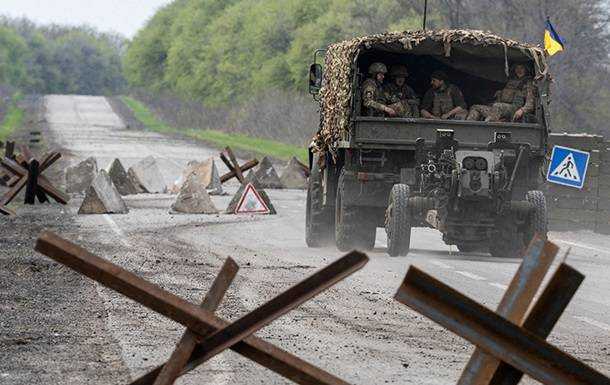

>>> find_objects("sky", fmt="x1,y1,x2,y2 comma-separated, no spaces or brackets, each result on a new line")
1,0,174,37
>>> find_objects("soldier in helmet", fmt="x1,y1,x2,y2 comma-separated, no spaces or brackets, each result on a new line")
361,62,397,117
383,65,420,118
420,70,468,120
467,63,536,122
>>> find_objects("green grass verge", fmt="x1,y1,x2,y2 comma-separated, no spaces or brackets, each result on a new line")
121,96,307,162
0,97,24,142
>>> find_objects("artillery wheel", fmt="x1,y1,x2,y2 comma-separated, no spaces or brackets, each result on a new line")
525,190,548,243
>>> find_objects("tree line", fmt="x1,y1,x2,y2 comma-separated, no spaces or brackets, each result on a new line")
0,17,126,95
124,0,610,136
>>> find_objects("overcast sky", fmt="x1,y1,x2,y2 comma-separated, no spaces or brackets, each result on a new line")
1,0,174,37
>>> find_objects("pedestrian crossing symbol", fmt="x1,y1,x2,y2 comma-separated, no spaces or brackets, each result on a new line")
546,145,590,189
235,183,271,214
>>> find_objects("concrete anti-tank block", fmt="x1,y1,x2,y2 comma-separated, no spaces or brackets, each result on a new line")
78,170,129,214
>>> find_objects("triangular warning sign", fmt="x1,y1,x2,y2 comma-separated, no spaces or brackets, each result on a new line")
550,152,581,182
235,183,270,214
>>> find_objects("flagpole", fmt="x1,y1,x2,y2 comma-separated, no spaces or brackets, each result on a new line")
423,0,428,30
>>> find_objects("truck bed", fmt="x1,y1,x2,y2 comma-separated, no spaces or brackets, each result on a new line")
347,117,546,154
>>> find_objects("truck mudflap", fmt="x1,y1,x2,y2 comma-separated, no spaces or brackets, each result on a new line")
340,170,396,207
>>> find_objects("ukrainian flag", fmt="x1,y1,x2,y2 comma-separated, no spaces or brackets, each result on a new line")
544,19,566,56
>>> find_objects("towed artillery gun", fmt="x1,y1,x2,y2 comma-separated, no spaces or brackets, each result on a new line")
306,30,550,257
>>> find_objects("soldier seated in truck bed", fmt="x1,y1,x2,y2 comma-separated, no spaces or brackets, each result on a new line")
467,63,537,123
420,70,468,120
383,65,420,118
361,62,398,117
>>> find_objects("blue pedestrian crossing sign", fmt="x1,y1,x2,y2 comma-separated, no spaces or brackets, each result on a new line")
546,145,590,189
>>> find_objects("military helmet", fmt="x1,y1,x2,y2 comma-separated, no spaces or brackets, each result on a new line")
389,65,409,78
368,62,388,75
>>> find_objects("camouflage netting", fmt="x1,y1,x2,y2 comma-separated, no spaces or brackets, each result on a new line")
314,29,549,157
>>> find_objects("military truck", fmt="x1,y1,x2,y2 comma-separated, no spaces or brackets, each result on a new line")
305,30,550,257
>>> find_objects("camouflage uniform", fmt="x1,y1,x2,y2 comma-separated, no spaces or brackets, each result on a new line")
362,78,389,117
421,83,468,120
384,83,420,118
467,76,536,122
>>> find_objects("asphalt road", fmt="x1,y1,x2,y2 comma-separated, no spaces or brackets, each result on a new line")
2,95,608,384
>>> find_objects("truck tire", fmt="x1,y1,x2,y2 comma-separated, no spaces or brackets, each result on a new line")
305,156,334,247
335,170,376,251
525,190,548,242
385,184,412,257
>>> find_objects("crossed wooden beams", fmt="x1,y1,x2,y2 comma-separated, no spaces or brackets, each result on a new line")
35,231,367,385
0,143,68,216
219,146,259,184
394,236,610,385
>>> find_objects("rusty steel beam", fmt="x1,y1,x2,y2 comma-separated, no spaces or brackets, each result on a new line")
0,177,27,206
225,147,244,183
35,175,69,204
152,247,368,381
1,158,68,204
151,258,239,385
0,204,15,216
35,231,365,385
24,159,40,205
220,159,259,183
489,263,585,385
219,151,236,174
457,237,558,385
5,141,15,159
19,144,35,163
39,152,61,172
394,267,610,385
6,175,20,187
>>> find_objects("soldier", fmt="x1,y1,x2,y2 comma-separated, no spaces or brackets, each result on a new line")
383,65,420,118
420,71,468,120
467,63,536,122
361,62,397,117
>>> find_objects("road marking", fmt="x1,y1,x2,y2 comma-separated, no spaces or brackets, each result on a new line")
103,214,130,247
555,240,609,256
488,282,509,290
430,260,452,269
573,316,610,332
454,270,487,281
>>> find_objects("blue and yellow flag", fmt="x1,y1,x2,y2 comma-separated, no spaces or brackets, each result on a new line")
544,19,566,56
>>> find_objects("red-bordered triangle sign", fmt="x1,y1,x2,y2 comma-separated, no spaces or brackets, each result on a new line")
235,183,270,214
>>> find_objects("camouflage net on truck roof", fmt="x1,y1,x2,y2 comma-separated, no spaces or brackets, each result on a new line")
314,29,549,157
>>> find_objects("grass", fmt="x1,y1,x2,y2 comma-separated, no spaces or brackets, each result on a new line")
121,96,308,162
0,96,24,142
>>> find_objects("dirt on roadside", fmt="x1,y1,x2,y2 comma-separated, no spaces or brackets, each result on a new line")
0,97,130,384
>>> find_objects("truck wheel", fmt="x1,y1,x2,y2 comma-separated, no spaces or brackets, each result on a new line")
305,155,334,247
385,184,412,257
525,190,548,242
335,171,375,251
